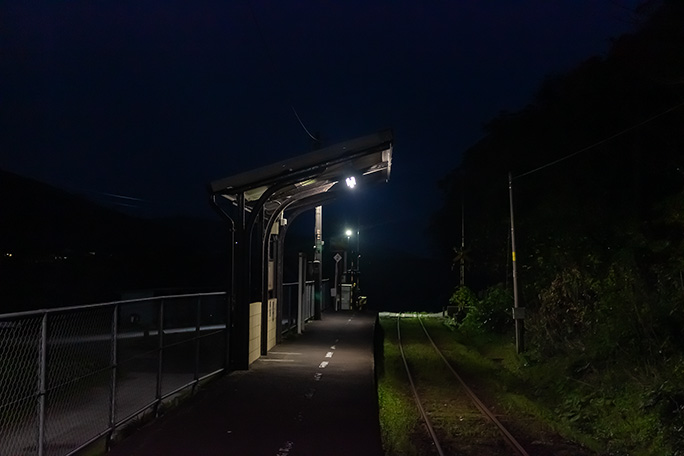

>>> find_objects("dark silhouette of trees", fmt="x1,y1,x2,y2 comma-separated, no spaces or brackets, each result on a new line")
431,5,684,450
432,0,684,354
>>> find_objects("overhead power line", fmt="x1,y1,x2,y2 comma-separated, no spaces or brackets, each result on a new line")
291,106,318,142
246,1,319,142
100,192,148,202
514,99,684,179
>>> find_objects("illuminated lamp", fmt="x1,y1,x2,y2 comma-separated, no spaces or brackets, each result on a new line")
345,176,357,189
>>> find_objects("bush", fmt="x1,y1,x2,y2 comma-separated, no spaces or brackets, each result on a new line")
448,286,477,316
449,285,512,335
528,266,598,355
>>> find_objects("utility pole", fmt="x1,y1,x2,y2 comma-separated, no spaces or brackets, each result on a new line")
313,205,323,320
508,172,525,353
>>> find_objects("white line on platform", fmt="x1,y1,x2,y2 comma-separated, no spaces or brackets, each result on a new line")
325,352,334,358
318,361,329,368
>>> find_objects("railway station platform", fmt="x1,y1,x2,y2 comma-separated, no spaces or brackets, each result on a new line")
106,310,383,456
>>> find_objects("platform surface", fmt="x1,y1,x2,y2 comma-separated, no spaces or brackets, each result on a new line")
107,310,383,456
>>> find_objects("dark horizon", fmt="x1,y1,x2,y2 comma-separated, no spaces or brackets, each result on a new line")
1,1,644,258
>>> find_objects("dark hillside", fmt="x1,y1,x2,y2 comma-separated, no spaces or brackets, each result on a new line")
0,169,142,254
0,170,227,312
430,2,684,453
432,0,684,293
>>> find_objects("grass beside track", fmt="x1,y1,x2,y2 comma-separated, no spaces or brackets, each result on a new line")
377,315,512,455
376,317,426,456
377,314,681,456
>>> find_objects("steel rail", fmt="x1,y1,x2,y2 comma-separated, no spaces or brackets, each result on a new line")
418,316,530,456
396,314,446,456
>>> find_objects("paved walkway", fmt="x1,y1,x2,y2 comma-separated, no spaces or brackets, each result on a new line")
107,310,383,456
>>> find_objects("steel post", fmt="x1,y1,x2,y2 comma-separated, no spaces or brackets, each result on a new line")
155,299,164,416
231,193,250,370
314,206,323,320
261,208,269,356
334,260,339,311
195,297,201,386
297,253,305,334
107,304,118,450
37,313,47,456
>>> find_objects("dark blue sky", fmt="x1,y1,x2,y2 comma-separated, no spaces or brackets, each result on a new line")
1,1,642,255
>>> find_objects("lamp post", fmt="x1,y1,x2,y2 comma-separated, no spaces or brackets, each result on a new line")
314,206,323,320
345,229,352,280
356,227,360,273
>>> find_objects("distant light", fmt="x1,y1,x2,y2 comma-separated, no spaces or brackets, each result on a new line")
345,176,356,189
345,229,353,237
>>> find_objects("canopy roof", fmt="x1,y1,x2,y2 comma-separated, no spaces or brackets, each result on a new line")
209,130,393,214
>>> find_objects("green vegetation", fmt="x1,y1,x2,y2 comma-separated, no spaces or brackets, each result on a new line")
378,316,513,455
377,318,424,456
442,281,684,454
428,3,684,455
378,315,683,454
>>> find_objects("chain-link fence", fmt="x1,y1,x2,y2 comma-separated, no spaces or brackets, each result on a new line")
0,292,227,456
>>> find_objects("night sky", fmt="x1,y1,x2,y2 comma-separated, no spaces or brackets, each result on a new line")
2,1,641,256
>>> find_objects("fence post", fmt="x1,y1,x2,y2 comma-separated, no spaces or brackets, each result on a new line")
288,286,293,332
297,253,305,334
37,313,48,456
155,299,164,416
194,297,201,388
309,283,314,321
107,304,118,450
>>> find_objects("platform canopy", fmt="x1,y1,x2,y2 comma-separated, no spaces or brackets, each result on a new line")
208,130,393,370
209,129,393,215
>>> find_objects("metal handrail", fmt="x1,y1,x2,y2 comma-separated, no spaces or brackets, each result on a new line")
0,291,227,319
0,292,228,456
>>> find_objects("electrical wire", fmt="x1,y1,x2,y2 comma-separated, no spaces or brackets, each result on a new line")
246,1,319,143
100,192,148,202
514,99,684,179
291,106,318,142
60,184,167,211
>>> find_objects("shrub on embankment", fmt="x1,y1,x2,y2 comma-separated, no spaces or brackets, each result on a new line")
447,276,684,455
432,3,684,453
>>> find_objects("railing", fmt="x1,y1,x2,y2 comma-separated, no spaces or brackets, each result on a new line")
281,279,331,333
0,292,228,456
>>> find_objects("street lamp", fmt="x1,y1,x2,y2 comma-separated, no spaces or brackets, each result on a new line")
345,176,357,189
356,228,360,272
344,227,361,271
344,228,353,279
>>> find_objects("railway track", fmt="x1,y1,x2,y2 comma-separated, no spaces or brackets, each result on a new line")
396,314,530,456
